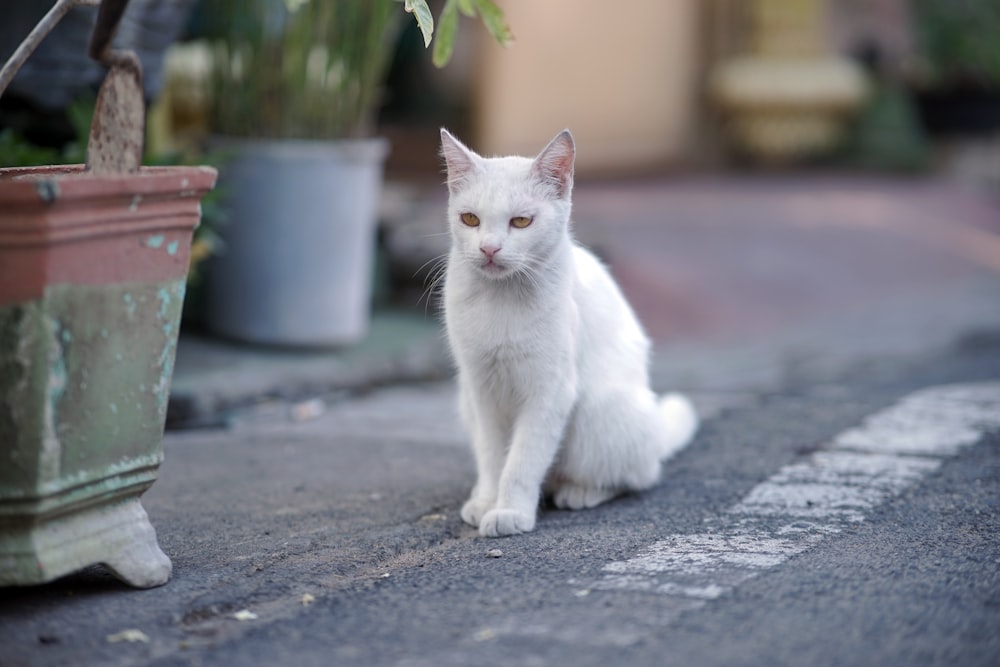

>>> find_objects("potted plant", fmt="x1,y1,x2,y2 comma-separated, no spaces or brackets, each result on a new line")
0,0,216,588
197,0,510,346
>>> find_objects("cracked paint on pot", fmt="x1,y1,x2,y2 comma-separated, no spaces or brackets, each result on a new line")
0,281,184,502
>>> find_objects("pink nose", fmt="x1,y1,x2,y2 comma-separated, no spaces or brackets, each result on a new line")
480,245,501,260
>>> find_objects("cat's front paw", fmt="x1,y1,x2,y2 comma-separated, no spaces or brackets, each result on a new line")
460,497,492,527
552,483,616,510
479,508,536,537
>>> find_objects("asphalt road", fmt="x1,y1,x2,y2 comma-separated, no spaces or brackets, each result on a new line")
2,312,999,667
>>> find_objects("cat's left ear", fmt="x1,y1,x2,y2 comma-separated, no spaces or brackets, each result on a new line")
440,128,481,194
532,129,575,199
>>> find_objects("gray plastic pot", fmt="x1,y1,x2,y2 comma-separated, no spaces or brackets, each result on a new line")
205,137,389,347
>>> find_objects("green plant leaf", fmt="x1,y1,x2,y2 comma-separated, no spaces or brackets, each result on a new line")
473,0,513,47
456,0,475,18
66,95,95,146
403,0,434,47
0,128,60,167
433,1,460,68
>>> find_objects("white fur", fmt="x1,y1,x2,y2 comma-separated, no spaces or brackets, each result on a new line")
440,129,698,537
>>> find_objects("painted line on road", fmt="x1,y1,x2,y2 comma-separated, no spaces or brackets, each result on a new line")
450,382,1000,653
591,382,1000,602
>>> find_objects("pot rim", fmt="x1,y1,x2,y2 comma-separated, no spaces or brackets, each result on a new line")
208,136,390,163
0,164,218,205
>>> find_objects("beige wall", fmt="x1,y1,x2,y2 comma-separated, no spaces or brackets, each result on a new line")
474,0,701,174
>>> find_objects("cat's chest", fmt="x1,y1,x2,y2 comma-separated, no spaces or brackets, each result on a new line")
446,285,573,359
450,309,571,395
449,296,543,344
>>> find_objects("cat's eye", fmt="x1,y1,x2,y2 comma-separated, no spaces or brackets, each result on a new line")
510,216,533,229
460,212,480,227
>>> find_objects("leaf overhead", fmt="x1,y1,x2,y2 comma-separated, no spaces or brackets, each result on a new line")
474,0,514,47
405,0,513,68
403,0,434,47
456,0,475,18
432,1,460,67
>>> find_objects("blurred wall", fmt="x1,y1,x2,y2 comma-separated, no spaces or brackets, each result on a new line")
473,0,700,174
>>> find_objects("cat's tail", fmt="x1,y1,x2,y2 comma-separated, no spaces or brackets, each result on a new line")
657,392,699,461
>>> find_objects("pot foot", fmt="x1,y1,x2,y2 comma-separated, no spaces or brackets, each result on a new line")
0,497,172,588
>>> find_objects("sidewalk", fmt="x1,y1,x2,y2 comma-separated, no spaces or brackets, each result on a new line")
167,310,450,429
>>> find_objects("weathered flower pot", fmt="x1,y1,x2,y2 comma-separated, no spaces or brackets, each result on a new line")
0,164,217,588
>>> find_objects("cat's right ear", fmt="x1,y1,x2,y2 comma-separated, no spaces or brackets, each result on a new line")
532,129,576,199
440,128,480,193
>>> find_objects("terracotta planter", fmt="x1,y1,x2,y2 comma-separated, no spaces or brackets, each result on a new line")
0,164,216,587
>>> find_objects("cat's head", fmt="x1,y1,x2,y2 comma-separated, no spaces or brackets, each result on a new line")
440,129,575,281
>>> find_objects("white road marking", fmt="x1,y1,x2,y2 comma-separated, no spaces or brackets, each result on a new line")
593,527,820,599
470,382,1000,648
831,384,1000,456
593,382,1000,601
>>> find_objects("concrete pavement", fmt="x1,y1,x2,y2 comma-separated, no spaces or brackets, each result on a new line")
167,310,451,429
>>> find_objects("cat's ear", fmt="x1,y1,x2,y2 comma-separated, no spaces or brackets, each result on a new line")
440,128,480,193
532,129,575,199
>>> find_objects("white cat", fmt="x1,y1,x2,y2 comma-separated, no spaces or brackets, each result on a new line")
440,128,698,537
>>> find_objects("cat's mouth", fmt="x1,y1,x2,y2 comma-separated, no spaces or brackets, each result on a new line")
479,258,511,277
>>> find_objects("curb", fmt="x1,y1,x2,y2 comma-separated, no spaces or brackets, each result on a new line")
166,310,452,429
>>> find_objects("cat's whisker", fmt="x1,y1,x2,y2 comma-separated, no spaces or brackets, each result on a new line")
514,262,545,294
416,254,449,315
418,266,445,298
420,261,447,294
424,261,447,290
412,252,449,281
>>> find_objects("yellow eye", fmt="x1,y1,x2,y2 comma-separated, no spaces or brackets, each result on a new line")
460,212,480,227
510,216,533,229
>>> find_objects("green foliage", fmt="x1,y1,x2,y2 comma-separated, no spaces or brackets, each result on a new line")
0,129,61,167
0,97,90,167
404,0,513,68
473,1,514,50
433,1,461,68
200,0,511,138
403,0,435,47
912,0,1000,87
202,0,400,139
845,81,930,173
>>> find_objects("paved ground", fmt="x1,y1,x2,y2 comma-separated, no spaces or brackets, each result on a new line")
571,177,1000,341
1,175,999,667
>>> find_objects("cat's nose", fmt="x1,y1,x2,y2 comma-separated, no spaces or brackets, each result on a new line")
480,244,501,260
